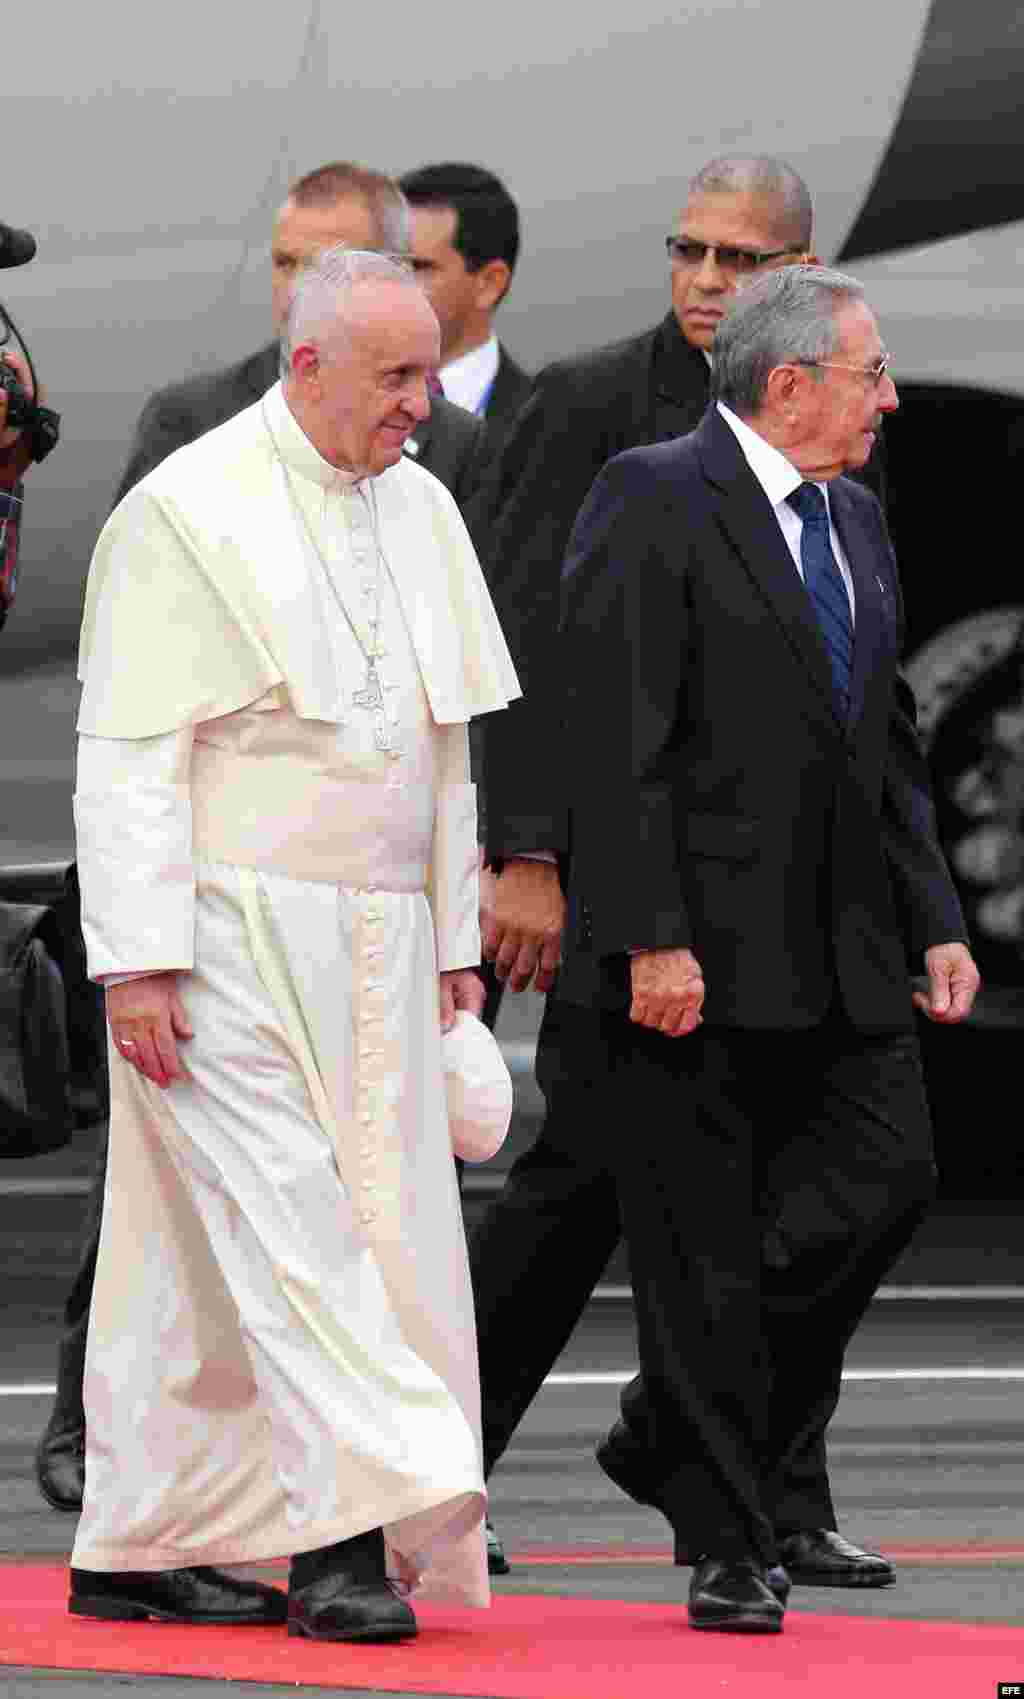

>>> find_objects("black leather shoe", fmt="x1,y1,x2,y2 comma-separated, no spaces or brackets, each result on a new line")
486,1518,510,1576
595,1419,663,1509
288,1528,416,1643
36,1415,85,1512
69,1566,287,1624
776,1528,895,1587
688,1557,785,1632
597,1424,790,1604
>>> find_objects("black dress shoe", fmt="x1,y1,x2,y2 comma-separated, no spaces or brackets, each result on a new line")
486,1518,510,1576
36,1416,85,1512
688,1557,785,1633
776,1528,895,1587
288,1528,416,1643
69,1566,288,1624
597,1424,790,1603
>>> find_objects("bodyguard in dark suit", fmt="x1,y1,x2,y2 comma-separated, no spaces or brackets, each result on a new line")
559,265,978,1631
401,162,531,1047
471,156,886,1521
400,163,532,435
34,159,488,1514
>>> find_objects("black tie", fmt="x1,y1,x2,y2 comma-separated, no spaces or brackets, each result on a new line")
787,481,853,719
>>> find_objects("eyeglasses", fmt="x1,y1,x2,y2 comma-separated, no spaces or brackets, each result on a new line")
665,235,804,275
796,354,893,387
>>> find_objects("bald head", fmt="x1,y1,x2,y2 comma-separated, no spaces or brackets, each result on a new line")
669,154,815,352
687,155,813,249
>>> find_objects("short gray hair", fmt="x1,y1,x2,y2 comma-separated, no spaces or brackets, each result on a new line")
710,265,865,417
280,245,419,371
286,161,410,253
688,155,812,248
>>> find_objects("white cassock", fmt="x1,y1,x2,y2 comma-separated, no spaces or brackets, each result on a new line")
69,383,520,1607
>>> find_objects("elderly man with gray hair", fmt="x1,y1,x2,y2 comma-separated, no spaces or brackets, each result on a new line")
559,265,978,1633
67,247,518,1640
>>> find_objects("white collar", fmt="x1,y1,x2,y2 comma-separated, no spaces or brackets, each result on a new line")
264,381,366,490
441,335,500,414
716,401,826,513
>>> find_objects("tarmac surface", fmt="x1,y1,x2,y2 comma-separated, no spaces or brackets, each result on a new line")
3,656,1024,1695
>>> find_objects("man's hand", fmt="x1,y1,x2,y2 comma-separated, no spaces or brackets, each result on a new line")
0,349,36,481
913,942,980,1024
439,967,486,1033
106,972,194,1089
480,858,565,994
630,947,705,1037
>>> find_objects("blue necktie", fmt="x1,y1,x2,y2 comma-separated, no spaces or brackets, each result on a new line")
787,481,853,719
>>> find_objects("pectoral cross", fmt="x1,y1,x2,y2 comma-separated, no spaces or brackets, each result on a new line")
352,659,396,753
352,659,385,713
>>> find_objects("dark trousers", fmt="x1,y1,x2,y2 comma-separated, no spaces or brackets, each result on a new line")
606,1002,936,1567
470,997,622,1476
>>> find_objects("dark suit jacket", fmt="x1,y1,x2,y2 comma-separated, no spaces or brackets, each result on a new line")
558,407,964,1032
484,345,533,431
113,341,487,510
479,311,886,863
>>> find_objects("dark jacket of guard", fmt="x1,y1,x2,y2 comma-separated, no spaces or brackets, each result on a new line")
483,345,533,434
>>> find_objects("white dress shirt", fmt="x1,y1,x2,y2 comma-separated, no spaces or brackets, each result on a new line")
716,402,856,622
441,336,501,416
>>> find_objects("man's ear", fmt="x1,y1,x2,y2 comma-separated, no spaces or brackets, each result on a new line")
764,362,802,409
290,343,321,385
475,258,512,312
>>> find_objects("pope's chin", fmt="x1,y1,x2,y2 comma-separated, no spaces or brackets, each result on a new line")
374,426,411,470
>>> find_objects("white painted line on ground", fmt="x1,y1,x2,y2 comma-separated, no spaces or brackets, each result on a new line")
6,1366,1024,1398
546,1367,1024,1386
0,1178,92,1196
593,1284,1024,1303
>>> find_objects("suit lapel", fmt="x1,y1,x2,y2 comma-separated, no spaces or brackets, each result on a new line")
651,313,712,441
828,479,888,731
698,411,841,729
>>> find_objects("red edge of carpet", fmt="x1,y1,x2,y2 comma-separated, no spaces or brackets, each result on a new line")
2,1566,1023,1699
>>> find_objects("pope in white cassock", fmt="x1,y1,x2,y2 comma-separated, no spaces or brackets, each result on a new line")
67,248,520,1642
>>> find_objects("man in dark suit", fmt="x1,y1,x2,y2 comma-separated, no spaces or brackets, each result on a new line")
559,264,978,1631
34,158,487,1515
400,163,532,435
400,162,531,1044
470,156,888,1542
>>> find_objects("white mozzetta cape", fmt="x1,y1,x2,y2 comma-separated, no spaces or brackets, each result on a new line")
77,384,520,739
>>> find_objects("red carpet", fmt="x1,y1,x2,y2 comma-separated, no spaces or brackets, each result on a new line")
2,1564,1023,1697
